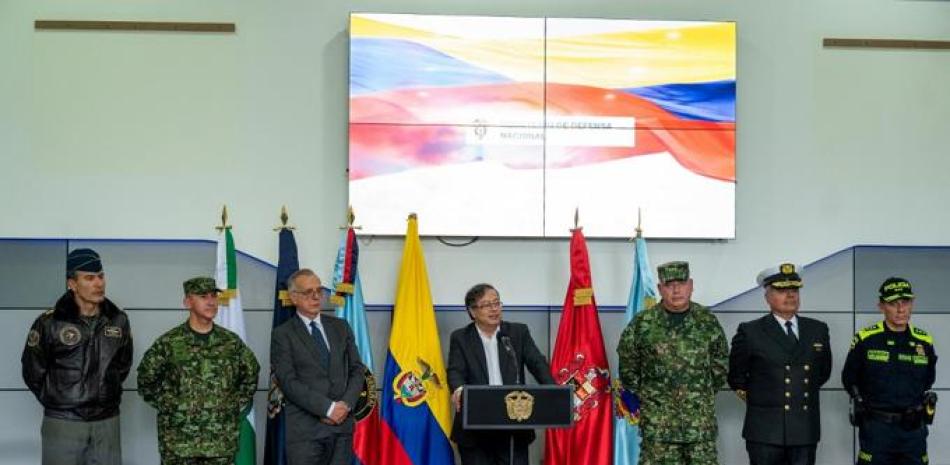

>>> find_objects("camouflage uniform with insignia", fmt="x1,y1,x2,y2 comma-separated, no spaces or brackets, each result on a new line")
618,301,728,465
138,322,259,464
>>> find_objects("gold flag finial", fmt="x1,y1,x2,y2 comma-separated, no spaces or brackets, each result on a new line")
408,212,418,221
338,206,363,230
215,205,231,231
274,205,296,231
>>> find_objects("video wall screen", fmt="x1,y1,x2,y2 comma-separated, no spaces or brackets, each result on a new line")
349,14,736,238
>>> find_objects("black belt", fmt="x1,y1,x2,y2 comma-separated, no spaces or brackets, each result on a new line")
866,409,903,424
866,406,925,429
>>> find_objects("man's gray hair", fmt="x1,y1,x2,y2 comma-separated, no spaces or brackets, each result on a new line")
286,268,320,292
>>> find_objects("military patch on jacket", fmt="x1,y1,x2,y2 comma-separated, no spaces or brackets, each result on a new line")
27,329,40,347
59,325,81,346
104,326,122,338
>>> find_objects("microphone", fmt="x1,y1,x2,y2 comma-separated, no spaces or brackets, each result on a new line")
499,332,520,384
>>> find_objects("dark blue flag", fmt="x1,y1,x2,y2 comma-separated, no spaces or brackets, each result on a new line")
264,228,299,465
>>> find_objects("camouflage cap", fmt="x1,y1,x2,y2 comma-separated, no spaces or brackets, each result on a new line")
756,263,803,289
183,276,221,295
879,277,914,302
657,261,690,283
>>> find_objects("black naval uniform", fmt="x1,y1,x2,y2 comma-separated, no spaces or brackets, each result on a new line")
842,322,937,465
728,315,832,465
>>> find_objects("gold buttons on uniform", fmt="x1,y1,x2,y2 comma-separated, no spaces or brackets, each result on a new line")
804,364,810,371
804,378,809,384
784,405,790,411
785,378,791,384
785,365,791,370
785,392,791,398
803,405,809,411
804,392,809,398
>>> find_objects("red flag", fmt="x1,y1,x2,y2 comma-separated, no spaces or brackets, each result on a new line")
544,228,613,465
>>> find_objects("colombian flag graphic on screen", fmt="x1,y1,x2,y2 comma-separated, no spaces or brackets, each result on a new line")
349,14,736,238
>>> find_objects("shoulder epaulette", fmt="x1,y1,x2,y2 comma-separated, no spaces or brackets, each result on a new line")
857,321,885,341
910,325,933,345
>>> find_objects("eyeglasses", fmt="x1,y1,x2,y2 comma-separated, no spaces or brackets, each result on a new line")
473,300,502,310
292,289,323,299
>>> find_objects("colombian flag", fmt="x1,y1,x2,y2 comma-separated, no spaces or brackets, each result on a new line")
379,214,455,465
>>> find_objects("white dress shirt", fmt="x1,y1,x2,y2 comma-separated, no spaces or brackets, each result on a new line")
773,313,799,339
478,326,504,386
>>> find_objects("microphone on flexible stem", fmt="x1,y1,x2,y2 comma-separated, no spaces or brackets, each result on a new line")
499,332,520,384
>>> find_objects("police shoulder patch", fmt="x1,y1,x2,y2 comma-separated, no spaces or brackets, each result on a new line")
857,322,884,341
910,325,933,345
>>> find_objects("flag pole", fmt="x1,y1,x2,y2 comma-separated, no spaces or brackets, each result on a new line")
634,208,643,240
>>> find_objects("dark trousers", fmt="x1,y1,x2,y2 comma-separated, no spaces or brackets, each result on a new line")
41,415,121,465
857,419,928,465
458,435,529,465
287,433,354,465
746,441,816,465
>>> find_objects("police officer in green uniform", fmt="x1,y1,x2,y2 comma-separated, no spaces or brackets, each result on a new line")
842,277,937,465
618,261,729,465
21,248,133,465
138,277,260,465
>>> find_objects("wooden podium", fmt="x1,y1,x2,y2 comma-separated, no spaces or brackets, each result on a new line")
462,384,574,430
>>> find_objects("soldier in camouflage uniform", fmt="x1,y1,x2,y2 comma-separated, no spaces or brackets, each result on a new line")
138,277,260,465
617,261,729,465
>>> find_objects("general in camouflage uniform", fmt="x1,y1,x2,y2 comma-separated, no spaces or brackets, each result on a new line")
138,277,260,465
618,261,729,465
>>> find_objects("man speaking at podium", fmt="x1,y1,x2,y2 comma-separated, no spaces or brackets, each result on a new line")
447,283,555,465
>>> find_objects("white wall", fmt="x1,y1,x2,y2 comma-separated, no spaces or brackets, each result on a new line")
1,0,949,307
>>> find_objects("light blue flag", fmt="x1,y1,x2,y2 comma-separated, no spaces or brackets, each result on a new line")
613,236,657,465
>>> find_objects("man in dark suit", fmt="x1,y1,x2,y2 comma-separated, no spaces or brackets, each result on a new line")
271,268,365,465
447,283,555,465
728,263,832,465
